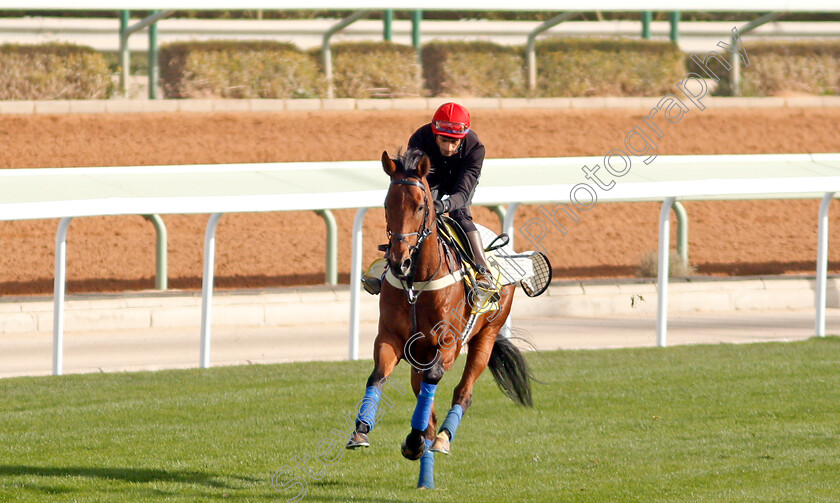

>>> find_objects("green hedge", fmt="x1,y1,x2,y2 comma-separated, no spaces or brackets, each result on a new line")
8,39,840,101
0,43,113,100
325,42,422,98
534,38,685,97
159,41,323,99
422,41,525,97
704,40,840,96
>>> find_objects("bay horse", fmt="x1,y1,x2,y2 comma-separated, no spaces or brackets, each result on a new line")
346,148,533,489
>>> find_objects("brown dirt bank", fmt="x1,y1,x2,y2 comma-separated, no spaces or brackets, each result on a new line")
1,107,839,296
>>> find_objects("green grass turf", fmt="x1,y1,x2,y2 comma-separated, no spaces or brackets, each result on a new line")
1,337,839,502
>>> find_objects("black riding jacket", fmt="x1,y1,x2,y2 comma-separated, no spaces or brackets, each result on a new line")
407,124,486,213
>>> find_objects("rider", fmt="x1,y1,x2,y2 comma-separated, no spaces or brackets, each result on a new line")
362,102,493,295
408,102,493,292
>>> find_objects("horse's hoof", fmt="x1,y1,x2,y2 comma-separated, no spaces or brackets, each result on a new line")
429,432,451,455
345,431,370,449
400,434,426,461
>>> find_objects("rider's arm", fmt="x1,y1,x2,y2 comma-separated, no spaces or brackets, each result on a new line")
407,125,430,152
446,139,485,212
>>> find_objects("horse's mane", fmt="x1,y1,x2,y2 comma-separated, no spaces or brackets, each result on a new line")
393,147,427,179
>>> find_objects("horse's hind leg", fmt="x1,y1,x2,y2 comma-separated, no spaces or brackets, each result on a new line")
431,285,517,455
346,337,403,449
430,327,496,455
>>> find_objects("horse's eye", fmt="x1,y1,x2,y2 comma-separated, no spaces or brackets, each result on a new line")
417,205,425,213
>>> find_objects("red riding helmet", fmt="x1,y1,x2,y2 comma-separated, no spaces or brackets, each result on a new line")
431,102,471,139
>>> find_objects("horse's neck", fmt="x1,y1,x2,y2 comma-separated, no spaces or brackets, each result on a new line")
415,226,445,281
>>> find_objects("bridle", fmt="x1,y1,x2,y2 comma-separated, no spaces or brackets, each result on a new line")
386,177,443,304
387,178,432,264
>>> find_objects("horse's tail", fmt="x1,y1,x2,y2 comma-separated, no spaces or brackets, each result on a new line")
488,335,533,407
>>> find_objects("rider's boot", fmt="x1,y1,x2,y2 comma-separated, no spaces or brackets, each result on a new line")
466,230,495,293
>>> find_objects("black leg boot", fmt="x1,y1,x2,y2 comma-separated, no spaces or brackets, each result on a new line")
466,230,494,292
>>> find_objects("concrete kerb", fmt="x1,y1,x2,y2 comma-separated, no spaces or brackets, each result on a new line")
33,101,71,114
321,98,356,111
211,100,252,112
391,98,428,110
176,99,216,112
1,276,839,336
499,98,535,109
68,100,110,114
4,97,840,116
104,100,145,114
569,97,608,109
142,100,179,113
284,99,321,111
356,99,393,111
0,100,36,114
250,99,285,112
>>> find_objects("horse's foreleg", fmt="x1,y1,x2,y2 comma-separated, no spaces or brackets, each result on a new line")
401,359,444,463
346,339,402,449
402,363,442,489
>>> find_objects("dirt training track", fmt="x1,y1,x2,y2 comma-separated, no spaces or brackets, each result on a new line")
1,107,840,296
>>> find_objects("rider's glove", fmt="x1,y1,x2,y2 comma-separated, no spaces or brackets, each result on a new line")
434,199,450,215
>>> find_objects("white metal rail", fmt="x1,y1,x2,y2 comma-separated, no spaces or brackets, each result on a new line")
1,154,839,374
348,155,840,357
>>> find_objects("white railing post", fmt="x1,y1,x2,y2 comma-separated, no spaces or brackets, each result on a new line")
816,192,835,337
502,202,520,248
657,197,676,347
502,202,520,335
349,207,369,360
200,213,223,369
53,217,73,376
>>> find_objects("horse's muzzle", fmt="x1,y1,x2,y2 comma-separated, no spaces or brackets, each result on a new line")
388,256,412,280
400,257,412,276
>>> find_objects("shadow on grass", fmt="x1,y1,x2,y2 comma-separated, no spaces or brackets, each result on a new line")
305,495,410,503
300,478,430,502
0,464,258,489
3,465,410,502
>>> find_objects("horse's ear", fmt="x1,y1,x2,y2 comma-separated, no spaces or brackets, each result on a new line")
381,151,397,177
417,154,431,178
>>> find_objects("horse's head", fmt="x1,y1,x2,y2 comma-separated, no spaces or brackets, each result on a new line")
381,149,434,281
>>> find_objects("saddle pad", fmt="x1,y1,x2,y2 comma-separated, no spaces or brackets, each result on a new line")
477,224,533,285
476,223,552,297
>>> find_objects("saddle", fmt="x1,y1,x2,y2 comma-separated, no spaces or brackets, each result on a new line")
367,217,552,304
365,217,552,343
436,215,474,263
439,217,553,300
436,215,508,308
